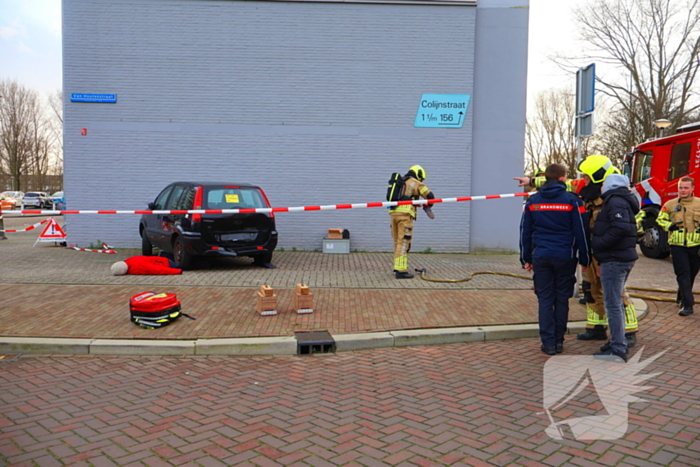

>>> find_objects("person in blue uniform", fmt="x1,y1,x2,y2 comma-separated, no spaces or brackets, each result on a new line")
520,163,591,355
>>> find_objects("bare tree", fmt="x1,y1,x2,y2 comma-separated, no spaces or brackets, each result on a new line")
47,90,63,125
0,79,42,191
590,98,647,168
574,0,700,138
45,90,63,178
525,89,593,178
0,81,63,192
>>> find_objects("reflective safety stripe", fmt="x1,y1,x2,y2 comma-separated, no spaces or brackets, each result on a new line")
687,232,700,247
392,205,416,217
533,178,575,192
394,255,408,271
624,303,639,331
586,305,608,326
132,312,174,321
656,211,673,229
144,293,168,301
529,204,574,212
586,301,638,329
635,211,645,233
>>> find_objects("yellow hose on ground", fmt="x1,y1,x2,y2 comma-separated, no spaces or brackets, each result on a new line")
414,268,684,303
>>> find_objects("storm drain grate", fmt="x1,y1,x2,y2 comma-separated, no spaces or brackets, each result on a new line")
295,330,335,355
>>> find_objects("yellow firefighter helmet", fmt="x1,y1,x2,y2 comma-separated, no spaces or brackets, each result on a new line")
577,155,620,184
409,165,427,181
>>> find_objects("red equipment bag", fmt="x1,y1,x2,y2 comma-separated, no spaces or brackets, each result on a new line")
129,291,192,329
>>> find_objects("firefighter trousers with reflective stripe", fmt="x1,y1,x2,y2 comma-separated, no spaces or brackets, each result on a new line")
584,257,638,332
390,211,414,272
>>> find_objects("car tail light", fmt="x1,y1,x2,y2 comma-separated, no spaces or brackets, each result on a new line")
259,188,274,218
192,186,204,223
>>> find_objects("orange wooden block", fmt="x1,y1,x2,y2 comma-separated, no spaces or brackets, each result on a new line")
327,228,343,239
256,291,277,316
294,291,314,314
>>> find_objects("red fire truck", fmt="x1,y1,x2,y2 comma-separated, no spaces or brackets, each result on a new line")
623,122,700,259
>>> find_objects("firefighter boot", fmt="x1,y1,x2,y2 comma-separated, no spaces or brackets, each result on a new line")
577,325,607,341
395,271,414,279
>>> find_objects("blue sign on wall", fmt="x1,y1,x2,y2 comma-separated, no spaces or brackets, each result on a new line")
70,93,117,103
414,94,470,128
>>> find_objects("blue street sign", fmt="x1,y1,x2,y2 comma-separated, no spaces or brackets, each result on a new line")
576,64,595,115
70,93,117,103
414,94,470,128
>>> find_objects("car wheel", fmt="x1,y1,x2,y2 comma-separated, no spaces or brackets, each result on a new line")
173,237,192,270
141,231,153,256
253,251,273,266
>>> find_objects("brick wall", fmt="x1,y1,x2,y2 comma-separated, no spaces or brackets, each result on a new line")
63,0,478,252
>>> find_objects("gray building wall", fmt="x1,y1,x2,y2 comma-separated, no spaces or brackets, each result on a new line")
470,0,529,253
63,0,527,254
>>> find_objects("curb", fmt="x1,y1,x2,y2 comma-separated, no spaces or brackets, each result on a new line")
0,299,648,357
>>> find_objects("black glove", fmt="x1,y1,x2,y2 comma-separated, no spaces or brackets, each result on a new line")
669,224,680,231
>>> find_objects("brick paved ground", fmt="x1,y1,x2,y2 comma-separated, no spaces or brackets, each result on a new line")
1,299,699,467
0,216,681,340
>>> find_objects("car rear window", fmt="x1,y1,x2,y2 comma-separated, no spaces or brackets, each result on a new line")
203,187,268,209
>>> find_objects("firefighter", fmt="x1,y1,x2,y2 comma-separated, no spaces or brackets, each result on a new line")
523,168,546,194
656,176,700,316
514,155,639,346
389,165,435,279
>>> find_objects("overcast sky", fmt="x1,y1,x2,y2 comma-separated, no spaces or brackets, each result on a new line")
0,0,582,107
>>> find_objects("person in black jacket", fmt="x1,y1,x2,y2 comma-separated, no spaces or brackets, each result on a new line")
520,163,591,356
591,173,639,362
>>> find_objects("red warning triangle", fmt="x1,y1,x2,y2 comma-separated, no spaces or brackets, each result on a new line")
38,217,67,239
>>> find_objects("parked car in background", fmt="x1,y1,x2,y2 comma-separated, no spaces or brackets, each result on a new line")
139,182,278,269
48,191,65,209
0,193,16,210
22,192,50,209
3,191,23,206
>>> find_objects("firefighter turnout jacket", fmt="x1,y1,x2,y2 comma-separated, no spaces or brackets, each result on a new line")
390,176,433,218
657,194,700,247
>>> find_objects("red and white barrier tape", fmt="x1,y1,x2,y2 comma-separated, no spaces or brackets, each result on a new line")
0,219,48,233
1,192,530,215
67,243,116,254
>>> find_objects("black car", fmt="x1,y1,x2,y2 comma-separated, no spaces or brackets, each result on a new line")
139,182,278,269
